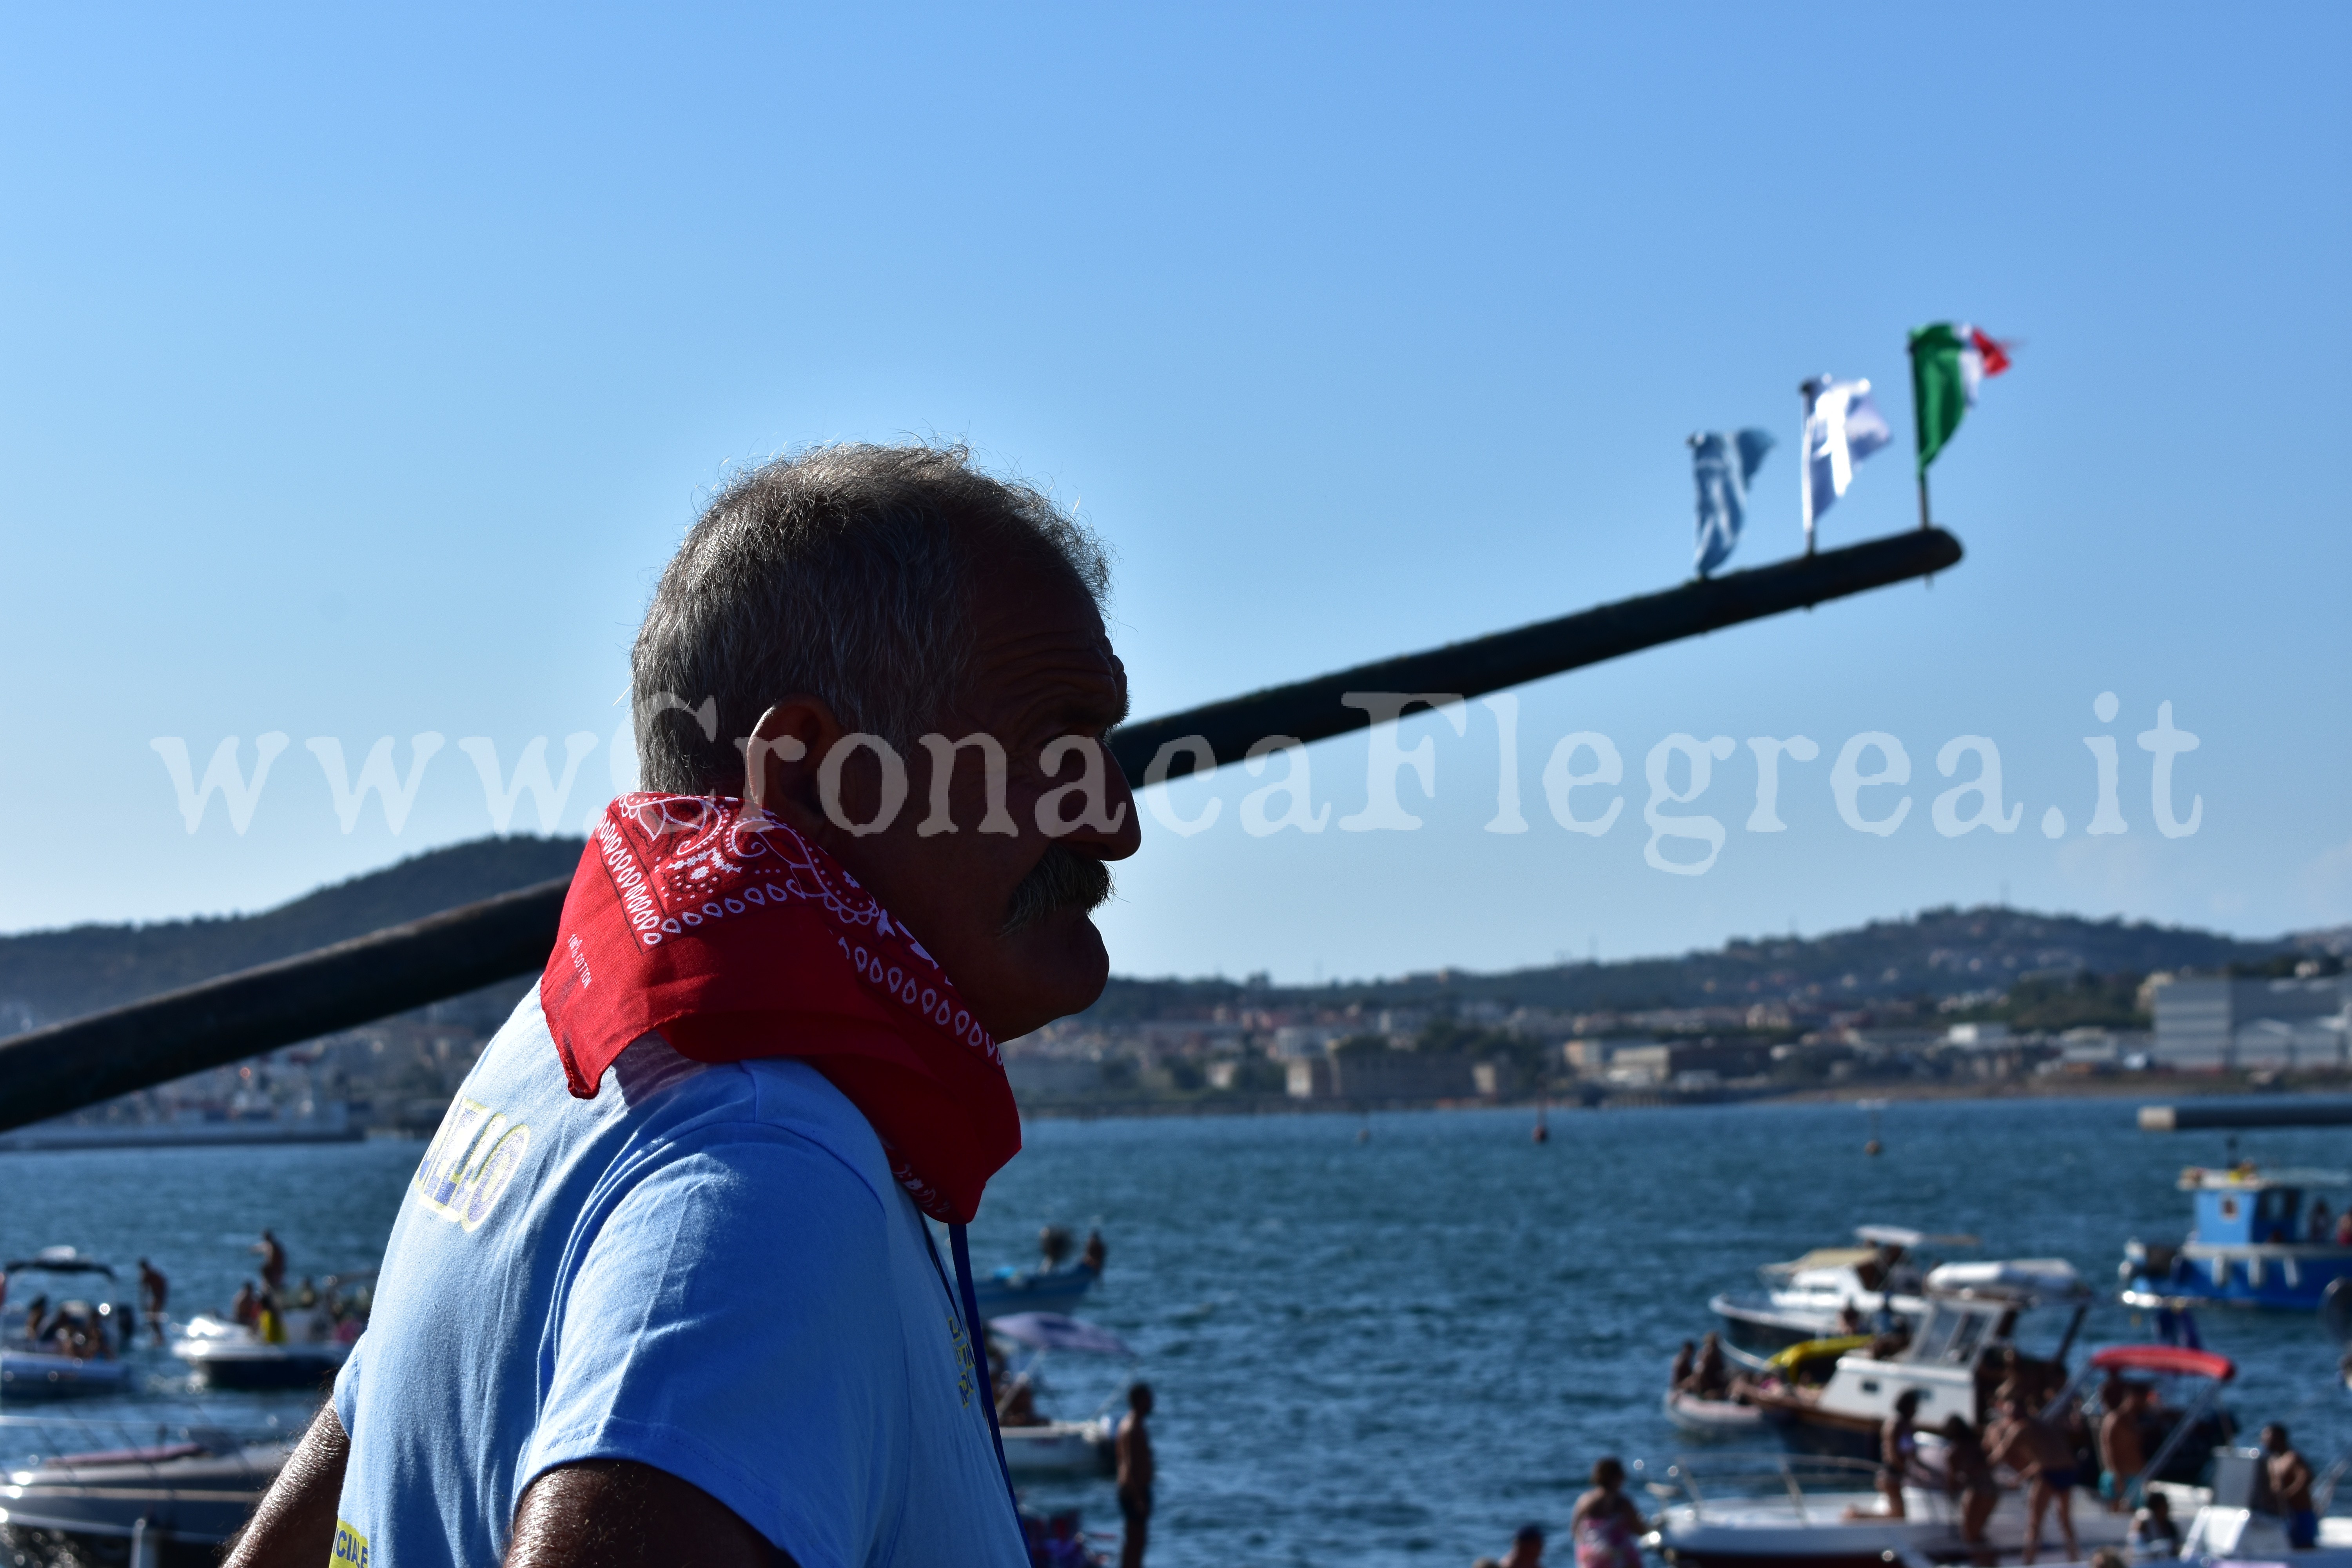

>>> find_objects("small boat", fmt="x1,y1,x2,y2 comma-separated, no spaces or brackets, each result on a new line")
988,1312,1129,1479
976,1227,1103,1320
2122,1161,2352,1310
1,1249,138,1401
976,1264,1099,1321
0,1410,289,1559
1665,1335,1864,1440
171,1309,352,1391
1708,1225,1975,1354
1661,1389,1763,1439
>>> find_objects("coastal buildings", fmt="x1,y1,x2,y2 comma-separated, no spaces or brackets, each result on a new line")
2149,973,2350,1069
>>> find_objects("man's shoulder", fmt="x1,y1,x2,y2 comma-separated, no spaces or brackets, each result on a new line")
471,991,902,1212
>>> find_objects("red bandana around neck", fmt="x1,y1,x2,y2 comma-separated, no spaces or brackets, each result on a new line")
539,793,1022,1223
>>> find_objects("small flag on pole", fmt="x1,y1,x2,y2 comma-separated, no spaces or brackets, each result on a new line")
1908,322,2013,474
1690,428,1773,577
1800,376,1892,543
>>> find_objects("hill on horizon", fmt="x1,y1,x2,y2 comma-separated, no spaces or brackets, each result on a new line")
1085,904,2301,1024
0,836,586,1031
0,834,2321,1033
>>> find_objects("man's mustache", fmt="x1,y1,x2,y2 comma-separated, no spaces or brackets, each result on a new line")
1001,845,1115,936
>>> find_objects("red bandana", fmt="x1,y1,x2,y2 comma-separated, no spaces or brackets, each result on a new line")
540,793,1022,1224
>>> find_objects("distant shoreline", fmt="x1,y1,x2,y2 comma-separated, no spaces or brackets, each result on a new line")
1016,1071,2352,1122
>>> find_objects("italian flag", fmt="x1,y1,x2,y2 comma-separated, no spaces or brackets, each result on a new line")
1908,322,2013,472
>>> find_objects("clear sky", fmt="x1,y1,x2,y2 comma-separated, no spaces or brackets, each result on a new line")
4,4,2346,982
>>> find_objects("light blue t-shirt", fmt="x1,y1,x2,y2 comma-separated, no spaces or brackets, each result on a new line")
330,986,1024,1568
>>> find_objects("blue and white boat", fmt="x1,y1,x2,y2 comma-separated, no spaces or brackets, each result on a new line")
2121,1162,2352,1310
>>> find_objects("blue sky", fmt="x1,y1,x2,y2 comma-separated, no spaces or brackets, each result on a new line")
3,4,2346,981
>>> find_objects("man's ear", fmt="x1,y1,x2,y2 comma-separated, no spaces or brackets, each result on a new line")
742,699,846,831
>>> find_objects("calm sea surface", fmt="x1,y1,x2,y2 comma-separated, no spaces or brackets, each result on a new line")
5,1096,2350,1566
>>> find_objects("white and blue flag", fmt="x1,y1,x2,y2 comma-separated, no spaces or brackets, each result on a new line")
1690,428,1774,577
1801,376,1892,529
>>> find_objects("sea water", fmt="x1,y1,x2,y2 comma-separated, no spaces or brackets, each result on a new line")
3,1096,2348,1566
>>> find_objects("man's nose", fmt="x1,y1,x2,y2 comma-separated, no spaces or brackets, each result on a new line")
1080,766,1143,861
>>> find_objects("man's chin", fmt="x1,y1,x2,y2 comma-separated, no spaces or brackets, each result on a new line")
991,910,1111,1036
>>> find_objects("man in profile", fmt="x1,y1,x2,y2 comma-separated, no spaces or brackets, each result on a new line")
225,444,1141,1567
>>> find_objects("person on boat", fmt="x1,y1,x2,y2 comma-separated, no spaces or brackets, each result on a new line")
230,1280,260,1329
2311,1198,2334,1244
1117,1382,1156,1568
1684,1331,1728,1398
1569,1458,1643,1568
1082,1229,1107,1276
218,446,1137,1568
20,1292,48,1345
1836,1297,1865,1335
1988,1394,2080,1565
2263,1423,2317,1551
1668,1339,1695,1392
2098,1383,2147,1511
1500,1523,1546,1568
1874,1389,1924,1518
255,1229,287,1295
987,1343,1045,1428
138,1258,169,1345
1942,1414,2000,1564
2126,1491,2182,1560
2335,1207,2352,1247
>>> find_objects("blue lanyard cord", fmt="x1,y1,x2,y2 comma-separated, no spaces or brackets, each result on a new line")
948,1221,1019,1522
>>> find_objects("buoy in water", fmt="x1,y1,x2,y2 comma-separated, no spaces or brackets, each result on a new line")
1532,1122,1550,1144
1864,1138,1883,1156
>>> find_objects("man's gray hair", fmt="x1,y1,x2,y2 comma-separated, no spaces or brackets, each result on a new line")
632,443,1109,795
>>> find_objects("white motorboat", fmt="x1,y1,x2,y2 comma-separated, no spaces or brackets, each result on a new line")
1737,1258,2092,1459
1648,1450,2139,1567
1708,1225,1975,1354
171,1310,351,1391
0,1409,290,1560
1,1248,139,1401
987,1312,1129,1479
1653,1437,2352,1567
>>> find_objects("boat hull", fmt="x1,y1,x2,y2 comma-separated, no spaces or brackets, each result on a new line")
1656,1486,2128,1566
1662,1390,1764,1440
171,1344,347,1391
2125,1242,2352,1310
1000,1419,1115,1478
974,1265,1097,1320
0,1353,129,1400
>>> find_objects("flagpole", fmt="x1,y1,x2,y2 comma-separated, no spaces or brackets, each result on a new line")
1800,379,1817,556
1918,471,1931,531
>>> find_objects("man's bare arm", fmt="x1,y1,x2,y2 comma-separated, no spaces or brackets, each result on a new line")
505,1459,793,1568
221,1403,349,1568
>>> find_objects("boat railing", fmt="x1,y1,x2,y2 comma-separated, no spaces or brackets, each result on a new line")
1651,1451,1907,1524
0,1409,292,1486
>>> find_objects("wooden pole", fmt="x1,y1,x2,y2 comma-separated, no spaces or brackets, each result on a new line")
0,526,1964,1133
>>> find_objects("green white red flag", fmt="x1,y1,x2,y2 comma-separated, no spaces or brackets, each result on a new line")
1907,322,2013,473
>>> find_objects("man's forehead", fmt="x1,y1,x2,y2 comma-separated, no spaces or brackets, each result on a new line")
968,581,1127,720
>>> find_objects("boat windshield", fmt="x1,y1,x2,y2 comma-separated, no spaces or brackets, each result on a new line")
1911,1303,1996,1364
